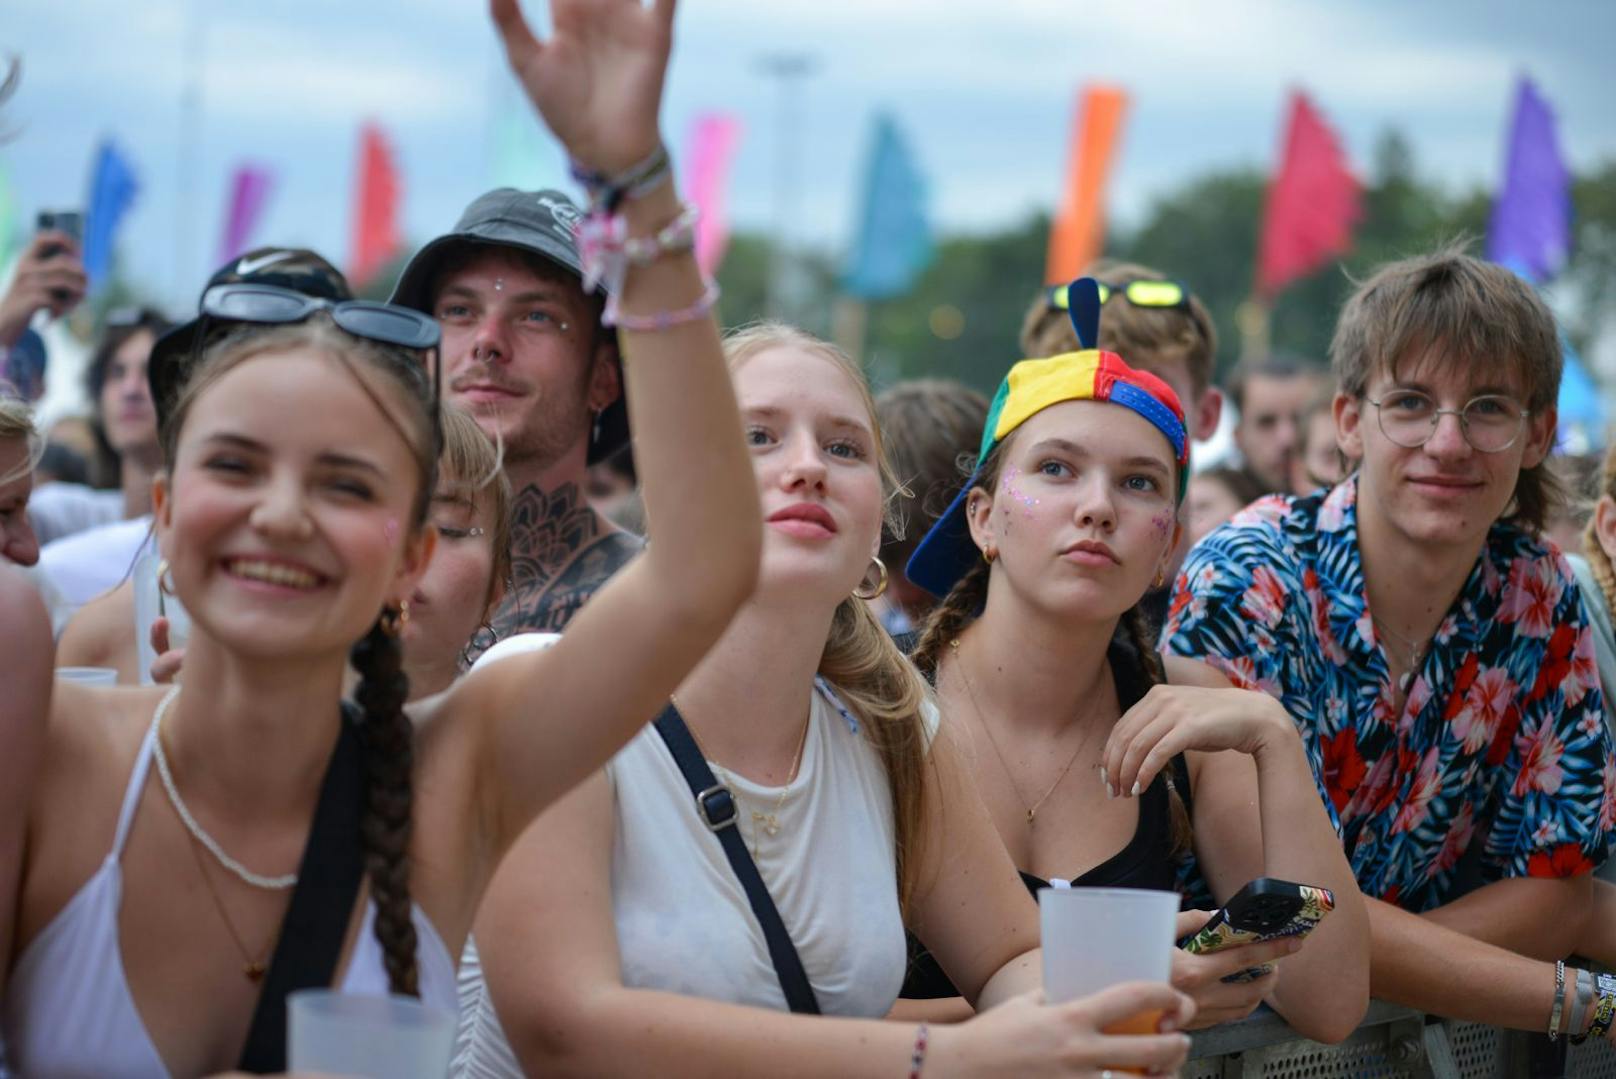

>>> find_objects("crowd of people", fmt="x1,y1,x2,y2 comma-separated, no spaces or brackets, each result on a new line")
3,1,1616,1076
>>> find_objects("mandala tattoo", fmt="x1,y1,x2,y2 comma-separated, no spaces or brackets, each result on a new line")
467,480,643,664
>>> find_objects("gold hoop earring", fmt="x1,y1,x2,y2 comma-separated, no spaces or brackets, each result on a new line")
156,559,176,597
379,599,412,637
853,556,889,600
1152,568,1167,590
982,544,998,565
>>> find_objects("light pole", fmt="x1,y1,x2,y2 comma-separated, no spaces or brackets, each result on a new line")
756,52,818,322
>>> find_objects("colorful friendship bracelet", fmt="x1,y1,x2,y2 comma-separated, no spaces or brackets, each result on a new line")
908,1022,929,1078
570,142,672,211
1575,972,1616,1044
613,277,721,334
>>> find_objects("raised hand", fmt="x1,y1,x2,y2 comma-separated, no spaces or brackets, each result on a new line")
1102,684,1297,799
490,0,674,173
0,232,87,345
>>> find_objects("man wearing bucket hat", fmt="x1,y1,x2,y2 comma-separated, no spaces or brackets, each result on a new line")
901,279,1369,1041
392,189,638,651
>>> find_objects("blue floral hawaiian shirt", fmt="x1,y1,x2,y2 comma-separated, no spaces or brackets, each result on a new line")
1163,475,1615,912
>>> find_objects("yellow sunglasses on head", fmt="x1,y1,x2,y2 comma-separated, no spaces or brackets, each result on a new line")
1046,278,1190,312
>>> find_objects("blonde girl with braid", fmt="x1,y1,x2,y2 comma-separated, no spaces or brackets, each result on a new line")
1,1,763,1073
895,307,1368,1043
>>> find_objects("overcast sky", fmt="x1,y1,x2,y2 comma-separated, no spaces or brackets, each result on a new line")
6,0,1615,313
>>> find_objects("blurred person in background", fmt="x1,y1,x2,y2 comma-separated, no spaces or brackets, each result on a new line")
1288,379,1353,497
871,377,988,635
0,231,86,390
585,443,644,535
0,396,44,567
29,309,171,546
1183,465,1267,550
1226,353,1328,496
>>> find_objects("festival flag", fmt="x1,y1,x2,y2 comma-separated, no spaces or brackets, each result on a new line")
82,138,139,290
1487,77,1571,283
349,122,402,288
685,113,742,276
842,113,932,301
216,164,275,267
1255,91,1361,299
1045,85,1128,284
0,162,16,269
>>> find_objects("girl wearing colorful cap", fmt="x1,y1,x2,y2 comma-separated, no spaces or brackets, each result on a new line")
1,2,762,1074
454,321,1196,1077
898,282,1367,1042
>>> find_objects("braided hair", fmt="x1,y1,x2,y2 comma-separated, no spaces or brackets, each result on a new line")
351,618,420,996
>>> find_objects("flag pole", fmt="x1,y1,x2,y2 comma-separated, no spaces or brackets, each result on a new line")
832,295,867,363
1235,297,1271,362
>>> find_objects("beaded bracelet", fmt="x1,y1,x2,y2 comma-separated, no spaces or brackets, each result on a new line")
1550,960,1566,1040
576,203,704,326
908,1022,929,1079
570,143,671,211
613,278,721,334
623,204,698,266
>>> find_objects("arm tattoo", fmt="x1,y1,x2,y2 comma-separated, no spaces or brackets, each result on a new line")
471,480,643,661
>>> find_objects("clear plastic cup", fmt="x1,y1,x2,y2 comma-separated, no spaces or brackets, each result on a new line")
55,666,119,686
133,547,190,684
1039,885,1179,1004
287,990,456,1079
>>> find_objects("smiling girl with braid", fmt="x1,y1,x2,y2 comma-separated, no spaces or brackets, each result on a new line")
0,2,761,1073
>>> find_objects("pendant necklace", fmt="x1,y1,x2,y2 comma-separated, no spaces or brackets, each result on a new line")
676,694,811,859
1371,614,1430,694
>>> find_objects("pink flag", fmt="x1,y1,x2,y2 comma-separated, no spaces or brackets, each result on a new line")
685,114,742,276
217,164,275,267
1255,91,1361,298
350,123,402,289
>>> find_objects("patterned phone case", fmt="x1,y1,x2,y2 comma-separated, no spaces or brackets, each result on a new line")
1179,884,1335,983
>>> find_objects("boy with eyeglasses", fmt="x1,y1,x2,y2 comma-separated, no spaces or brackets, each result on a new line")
1163,245,1616,1039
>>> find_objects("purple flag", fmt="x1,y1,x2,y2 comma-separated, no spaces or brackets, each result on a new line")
1487,78,1570,283
217,164,275,267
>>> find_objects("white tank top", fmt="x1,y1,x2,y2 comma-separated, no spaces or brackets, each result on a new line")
2,721,458,1078
451,680,920,1077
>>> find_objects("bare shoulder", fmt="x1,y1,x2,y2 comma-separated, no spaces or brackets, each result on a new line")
1162,655,1232,690
57,580,137,675
0,566,52,678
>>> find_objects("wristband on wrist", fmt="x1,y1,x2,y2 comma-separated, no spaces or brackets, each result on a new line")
1550,960,1566,1041
1570,968,1595,1038
575,201,704,326
571,143,672,211
908,1022,929,1079
612,278,721,334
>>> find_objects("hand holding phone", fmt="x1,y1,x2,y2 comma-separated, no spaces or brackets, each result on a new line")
1177,877,1334,983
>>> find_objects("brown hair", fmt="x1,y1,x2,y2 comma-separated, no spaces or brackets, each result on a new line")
1330,244,1563,533
874,379,990,583
1584,448,1616,619
1018,260,1218,397
86,309,172,486
722,322,933,917
911,435,1193,857
161,317,440,996
438,404,512,612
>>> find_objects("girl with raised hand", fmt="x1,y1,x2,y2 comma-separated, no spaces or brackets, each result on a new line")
0,1,760,1073
456,323,1195,1079
897,288,1368,1042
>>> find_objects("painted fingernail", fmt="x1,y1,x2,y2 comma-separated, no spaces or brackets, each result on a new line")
1130,781,1141,797
1100,765,1108,788
1107,783,1116,799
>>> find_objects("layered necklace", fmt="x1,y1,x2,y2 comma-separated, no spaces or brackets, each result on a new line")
948,638,1096,827
149,686,295,981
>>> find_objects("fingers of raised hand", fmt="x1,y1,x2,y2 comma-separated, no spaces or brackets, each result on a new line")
489,0,543,68
1106,712,1183,798
151,649,185,684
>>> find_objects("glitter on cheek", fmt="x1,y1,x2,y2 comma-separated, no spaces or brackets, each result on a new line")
384,517,400,544
1000,466,1042,520
1150,512,1173,542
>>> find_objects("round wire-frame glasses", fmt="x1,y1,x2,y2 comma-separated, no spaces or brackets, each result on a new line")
1363,391,1531,454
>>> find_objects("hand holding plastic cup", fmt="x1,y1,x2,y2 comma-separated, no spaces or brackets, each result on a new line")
1040,883,1180,1067
287,990,456,1079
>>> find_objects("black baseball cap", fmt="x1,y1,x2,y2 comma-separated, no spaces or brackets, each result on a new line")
390,188,628,465
149,247,352,426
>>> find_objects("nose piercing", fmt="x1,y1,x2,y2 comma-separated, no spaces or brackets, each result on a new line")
493,278,504,292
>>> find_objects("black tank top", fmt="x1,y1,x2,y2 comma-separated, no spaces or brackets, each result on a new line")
900,636,1192,1000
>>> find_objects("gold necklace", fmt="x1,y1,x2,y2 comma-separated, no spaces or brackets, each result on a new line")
949,639,1094,827
675,695,811,858
184,828,274,982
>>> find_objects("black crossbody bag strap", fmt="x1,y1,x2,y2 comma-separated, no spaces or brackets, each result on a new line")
652,703,821,1015
237,703,368,1072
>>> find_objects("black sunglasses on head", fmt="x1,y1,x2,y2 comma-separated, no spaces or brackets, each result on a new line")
194,283,442,434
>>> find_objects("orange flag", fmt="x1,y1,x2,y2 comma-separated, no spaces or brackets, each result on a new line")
1045,86,1128,285
350,122,402,289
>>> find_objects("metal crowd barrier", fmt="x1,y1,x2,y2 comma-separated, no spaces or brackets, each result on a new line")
1186,1001,1616,1078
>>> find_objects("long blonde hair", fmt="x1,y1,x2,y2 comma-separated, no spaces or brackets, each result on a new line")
723,323,933,917
0,396,43,485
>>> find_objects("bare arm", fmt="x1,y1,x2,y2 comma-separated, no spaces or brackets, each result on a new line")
55,580,139,683
1420,874,1590,962
1108,658,1370,1043
0,566,52,983
441,0,761,861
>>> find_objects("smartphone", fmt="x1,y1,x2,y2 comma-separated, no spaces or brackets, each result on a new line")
1177,877,1335,983
36,210,84,258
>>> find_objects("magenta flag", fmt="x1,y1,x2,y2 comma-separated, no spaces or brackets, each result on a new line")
685,113,742,276
217,165,275,267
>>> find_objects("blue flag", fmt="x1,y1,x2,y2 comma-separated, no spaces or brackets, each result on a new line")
842,114,932,301
82,139,139,290
1487,78,1570,283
